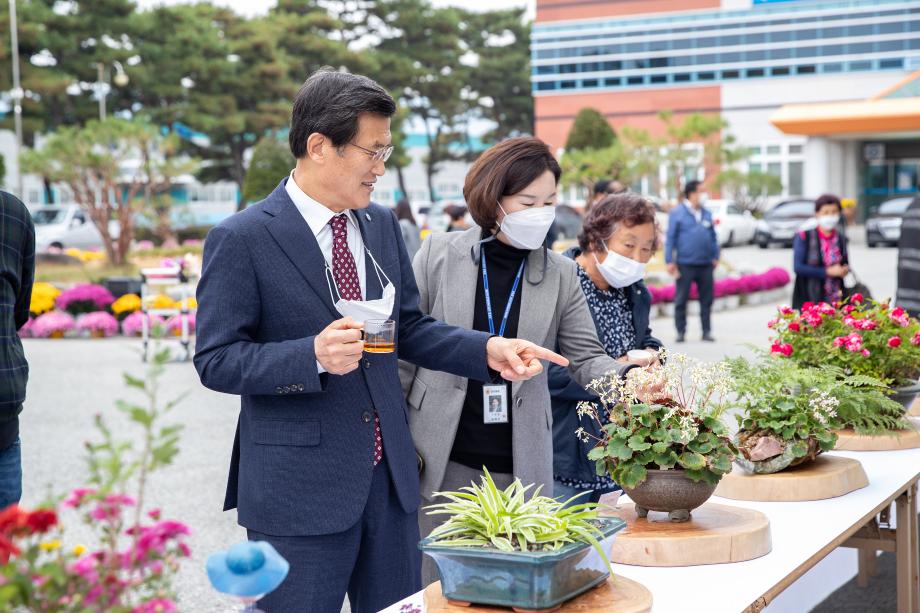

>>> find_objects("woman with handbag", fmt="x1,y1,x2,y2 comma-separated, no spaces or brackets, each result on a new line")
792,194,850,309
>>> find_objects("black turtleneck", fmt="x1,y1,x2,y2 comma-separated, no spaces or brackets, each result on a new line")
450,234,529,474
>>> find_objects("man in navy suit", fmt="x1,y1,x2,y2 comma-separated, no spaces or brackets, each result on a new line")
194,68,568,613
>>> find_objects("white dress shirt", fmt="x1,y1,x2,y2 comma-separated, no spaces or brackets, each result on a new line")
683,200,703,224
285,171,367,299
286,171,367,374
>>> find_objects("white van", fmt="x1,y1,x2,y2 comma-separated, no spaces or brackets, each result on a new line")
30,205,115,252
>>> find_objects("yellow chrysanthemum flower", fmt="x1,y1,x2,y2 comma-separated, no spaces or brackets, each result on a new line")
112,293,142,315
39,539,62,552
73,544,87,556
143,294,177,310
30,282,61,315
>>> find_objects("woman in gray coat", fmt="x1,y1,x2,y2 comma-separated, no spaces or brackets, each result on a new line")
400,137,649,584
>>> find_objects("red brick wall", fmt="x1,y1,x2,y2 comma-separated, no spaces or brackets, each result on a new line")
536,0,720,22
535,86,723,150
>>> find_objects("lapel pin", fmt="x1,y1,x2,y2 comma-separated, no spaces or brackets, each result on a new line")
365,212,371,221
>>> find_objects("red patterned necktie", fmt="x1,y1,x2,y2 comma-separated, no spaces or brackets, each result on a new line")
329,215,383,466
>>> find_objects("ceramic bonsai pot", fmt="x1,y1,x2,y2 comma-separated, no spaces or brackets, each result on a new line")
622,469,718,522
419,517,625,612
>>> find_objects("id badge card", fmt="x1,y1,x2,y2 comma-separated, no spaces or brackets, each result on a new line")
482,384,509,424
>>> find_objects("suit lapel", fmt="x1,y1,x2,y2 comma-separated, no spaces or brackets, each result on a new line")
514,249,558,397
445,229,481,329
263,182,338,319
354,209,383,301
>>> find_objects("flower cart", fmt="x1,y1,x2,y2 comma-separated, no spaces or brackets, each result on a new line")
139,266,194,362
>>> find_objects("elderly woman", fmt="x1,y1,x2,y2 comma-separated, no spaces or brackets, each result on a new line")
400,137,655,584
549,193,663,505
792,193,850,309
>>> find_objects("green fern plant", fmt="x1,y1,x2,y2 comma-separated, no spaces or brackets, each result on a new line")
424,469,612,570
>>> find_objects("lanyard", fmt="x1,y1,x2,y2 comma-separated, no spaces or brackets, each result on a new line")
482,251,525,337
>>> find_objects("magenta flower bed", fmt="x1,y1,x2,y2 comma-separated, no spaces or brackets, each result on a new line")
76,311,120,337
121,312,166,337
56,284,115,316
166,312,196,335
650,267,791,304
31,312,76,338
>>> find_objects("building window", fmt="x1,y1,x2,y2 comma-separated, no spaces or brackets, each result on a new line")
650,75,667,84
879,58,903,69
796,65,816,74
722,70,740,79
536,82,555,91
674,73,691,82
583,78,598,87
766,145,781,155
788,161,804,196
698,72,715,81
560,80,576,89
603,77,621,86
627,76,644,85
746,68,765,78
789,144,803,155
823,62,844,72
771,67,791,76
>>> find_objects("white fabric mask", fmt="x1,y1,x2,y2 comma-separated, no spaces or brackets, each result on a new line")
497,202,556,250
817,214,839,230
594,246,646,289
326,249,395,322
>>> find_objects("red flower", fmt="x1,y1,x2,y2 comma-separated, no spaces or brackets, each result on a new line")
911,332,920,346
842,304,855,314
851,293,864,304
770,342,793,357
0,533,20,563
26,509,57,534
888,336,902,348
0,504,30,535
789,322,801,332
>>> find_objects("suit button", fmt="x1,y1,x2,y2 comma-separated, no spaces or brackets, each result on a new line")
283,385,291,393
516,397,523,408
364,359,371,369
297,384,304,391
275,386,284,395
362,412,372,423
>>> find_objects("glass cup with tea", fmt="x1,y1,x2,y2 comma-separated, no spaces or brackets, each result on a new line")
363,319,395,354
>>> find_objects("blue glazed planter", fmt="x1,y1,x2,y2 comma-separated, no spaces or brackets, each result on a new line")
419,517,626,610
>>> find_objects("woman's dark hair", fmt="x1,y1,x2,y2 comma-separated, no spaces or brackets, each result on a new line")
395,198,415,225
289,68,396,158
683,179,702,199
464,137,562,231
446,205,468,222
578,193,660,253
814,193,842,213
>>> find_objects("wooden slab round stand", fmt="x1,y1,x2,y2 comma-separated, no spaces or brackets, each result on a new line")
600,502,772,567
423,575,652,613
714,455,868,502
835,417,920,451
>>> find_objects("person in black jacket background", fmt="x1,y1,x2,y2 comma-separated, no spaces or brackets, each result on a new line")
792,194,849,310
548,193,663,505
0,192,35,509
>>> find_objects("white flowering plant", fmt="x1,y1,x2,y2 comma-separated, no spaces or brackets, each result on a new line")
578,353,737,490
726,355,840,471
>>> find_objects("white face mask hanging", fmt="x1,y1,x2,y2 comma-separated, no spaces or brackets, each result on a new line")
594,245,646,289
326,248,395,322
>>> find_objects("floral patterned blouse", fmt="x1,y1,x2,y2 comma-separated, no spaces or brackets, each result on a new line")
555,263,637,492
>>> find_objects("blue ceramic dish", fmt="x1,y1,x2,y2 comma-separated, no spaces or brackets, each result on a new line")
419,517,626,609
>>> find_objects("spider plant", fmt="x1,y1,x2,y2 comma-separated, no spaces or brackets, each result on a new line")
424,469,612,571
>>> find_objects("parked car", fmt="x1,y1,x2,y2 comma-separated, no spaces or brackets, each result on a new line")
553,204,583,241
755,199,815,248
30,205,116,252
866,196,914,247
705,199,757,246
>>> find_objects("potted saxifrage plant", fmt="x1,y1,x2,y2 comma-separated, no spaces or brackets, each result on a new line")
578,353,737,522
769,296,920,410
420,470,625,611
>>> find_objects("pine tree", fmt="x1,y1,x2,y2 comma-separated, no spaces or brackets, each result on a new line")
565,108,616,151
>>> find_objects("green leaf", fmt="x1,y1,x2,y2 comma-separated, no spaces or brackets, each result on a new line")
789,440,808,458
651,441,670,454
587,446,606,461
617,463,648,489
627,434,652,452
687,439,714,454
678,451,707,471
653,450,679,469
607,437,634,460
709,453,733,474
122,373,146,390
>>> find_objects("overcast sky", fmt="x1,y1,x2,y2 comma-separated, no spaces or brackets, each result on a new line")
137,0,534,18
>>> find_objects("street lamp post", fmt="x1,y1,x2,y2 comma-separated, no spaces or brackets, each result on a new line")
8,0,23,199
96,61,129,121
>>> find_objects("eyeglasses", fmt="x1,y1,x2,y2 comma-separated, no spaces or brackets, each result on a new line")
346,142,394,163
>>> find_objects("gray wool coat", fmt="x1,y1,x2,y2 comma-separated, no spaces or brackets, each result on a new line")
399,227,630,501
